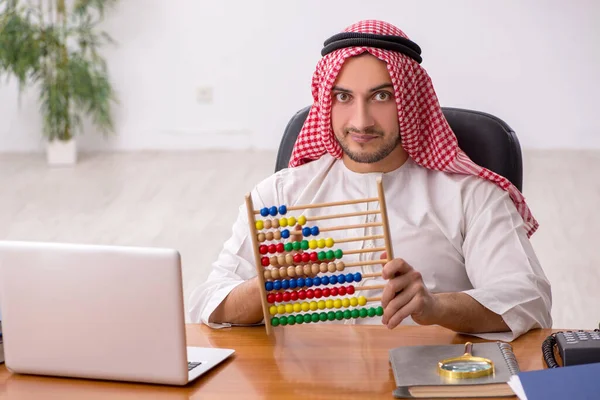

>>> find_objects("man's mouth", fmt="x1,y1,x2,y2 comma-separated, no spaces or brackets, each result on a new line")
349,133,380,143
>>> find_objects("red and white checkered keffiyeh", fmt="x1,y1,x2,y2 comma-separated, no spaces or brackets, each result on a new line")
289,20,538,237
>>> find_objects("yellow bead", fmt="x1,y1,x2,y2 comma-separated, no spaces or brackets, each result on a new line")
325,238,334,247
309,239,318,249
334,299,342,309
293,303,302,313
358,296,367,306
326,299,334,309
270,306,278,315
279,217,288,227
317,239,326,249
301,302,310,312
298,215,307,225
277,305,286,314
285,304,294,314
255,220,264,230
350,297,358,307
318,300,326,310
342,298,350,308
287,216,296,226
310,301,318,311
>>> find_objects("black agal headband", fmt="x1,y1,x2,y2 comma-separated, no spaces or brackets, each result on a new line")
321,32,422,64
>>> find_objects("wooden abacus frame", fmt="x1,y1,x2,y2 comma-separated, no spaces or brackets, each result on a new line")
245,177,394,335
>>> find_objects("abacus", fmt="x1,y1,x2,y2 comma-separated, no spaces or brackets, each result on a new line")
244,177,394,335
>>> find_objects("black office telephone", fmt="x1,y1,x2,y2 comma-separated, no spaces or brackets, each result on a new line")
543,329,600,368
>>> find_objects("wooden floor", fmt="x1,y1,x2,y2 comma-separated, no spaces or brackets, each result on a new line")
1,149,598,330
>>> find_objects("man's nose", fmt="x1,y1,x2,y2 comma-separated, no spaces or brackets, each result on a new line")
349,102,375,131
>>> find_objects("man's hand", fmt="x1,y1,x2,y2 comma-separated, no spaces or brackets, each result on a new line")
380,253,438,329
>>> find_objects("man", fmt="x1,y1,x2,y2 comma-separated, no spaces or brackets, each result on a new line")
188,20,552,341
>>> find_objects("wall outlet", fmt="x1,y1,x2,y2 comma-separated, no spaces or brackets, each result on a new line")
196,86,213,104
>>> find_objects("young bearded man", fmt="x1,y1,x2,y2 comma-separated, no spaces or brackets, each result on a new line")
188,20,552,341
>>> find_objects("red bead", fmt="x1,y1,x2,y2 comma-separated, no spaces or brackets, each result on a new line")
282,292,291,302
330,287,339,296
293,254,302,263
259,245,268,255
306,289,315,299
302,253,310,262
322,288,331,297
275,293,283,302
298,290,307,300
310,252,318,262
347,285,355,295
261,257,270,267
267,294,276,303
276,243,285,253
268,244,277,254
314,288,323,298
290,291,299,301
338,286,347,296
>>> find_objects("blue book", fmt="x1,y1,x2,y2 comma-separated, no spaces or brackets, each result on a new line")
508,362,600,400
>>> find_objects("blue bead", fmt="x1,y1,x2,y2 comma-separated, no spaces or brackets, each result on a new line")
260,207,269,217
302,227,311,237
281,229,290,239
273,281,282,290
278,205,287,215
305,277,313,287
297,277,305,287
346,273,354,283
354,272,362,282
269,206,278,216
337,274,346,284
265,281,274,291
281,279,290,289
321,276,329,285
289,279,297,289
311,226,320,236
313,277,321,286
329,275,338,284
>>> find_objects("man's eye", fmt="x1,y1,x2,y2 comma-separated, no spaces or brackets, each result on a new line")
374,92,391,101
335,93,350,102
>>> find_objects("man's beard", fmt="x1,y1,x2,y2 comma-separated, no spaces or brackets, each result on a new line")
336,127,401,164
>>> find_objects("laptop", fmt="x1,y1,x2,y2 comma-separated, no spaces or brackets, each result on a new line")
0,240,234,385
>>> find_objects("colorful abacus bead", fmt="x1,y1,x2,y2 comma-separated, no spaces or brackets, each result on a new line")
279,205,287,215
269,306,384,326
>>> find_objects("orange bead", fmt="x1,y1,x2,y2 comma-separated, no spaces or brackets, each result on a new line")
270,256,278,266
287,266,296,277
258,233,266,242
303,265,312,276
278,267,287,278
265,232,274,241
277,255,286,266
320,263,328,273
271,219,280,228
263,270,272,280
328,262,336,273
264,219,272,229
311,263,320,275
273,230,281,240
336,261,345,272
271,268,279,279
295,265,304,276
285,254,294,265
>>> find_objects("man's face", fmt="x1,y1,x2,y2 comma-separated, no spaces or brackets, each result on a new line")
331,54,401,165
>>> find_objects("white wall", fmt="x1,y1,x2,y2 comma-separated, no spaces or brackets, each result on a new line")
1,0,599,153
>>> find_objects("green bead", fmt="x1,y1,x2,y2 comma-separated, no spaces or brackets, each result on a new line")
301,240,309,250
351,309,360,318
359,309,368,318
287,317,296,325
343,310,352,319
304,314,312,323
318,251,326,261
327,311,336,321
326,250,334,260
280,316,288,325
271,317,280,326
293,242,301,251
319,312,328,322
335,311,344,320
311,313,320,323
334,249,343,259
296,315,304,324
376,306,384,316
368,308,376,317
284,243,293,252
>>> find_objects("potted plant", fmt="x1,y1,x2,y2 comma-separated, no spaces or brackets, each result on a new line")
0,0,117,165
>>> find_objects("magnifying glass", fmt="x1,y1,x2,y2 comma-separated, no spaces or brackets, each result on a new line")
437,342,495,379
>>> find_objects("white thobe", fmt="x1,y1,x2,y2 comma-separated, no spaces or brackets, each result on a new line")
187,154,552,341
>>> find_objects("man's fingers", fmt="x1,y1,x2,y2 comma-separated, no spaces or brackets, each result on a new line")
386,294,424,330
381,258,411,280
380,271,416,308
381,284,416,324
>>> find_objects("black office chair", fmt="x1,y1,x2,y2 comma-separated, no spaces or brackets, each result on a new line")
275,106,524,192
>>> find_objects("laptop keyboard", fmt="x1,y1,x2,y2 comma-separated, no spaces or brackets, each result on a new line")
188,361,202,371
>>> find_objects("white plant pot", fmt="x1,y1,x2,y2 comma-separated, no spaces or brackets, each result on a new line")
46,138,77,166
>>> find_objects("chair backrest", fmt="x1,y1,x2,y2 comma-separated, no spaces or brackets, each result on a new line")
274,106,523,192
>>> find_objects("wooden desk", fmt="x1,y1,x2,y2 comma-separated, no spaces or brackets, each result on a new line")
0,324,556,399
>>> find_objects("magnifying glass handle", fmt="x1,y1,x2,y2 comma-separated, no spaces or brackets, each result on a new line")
464,342,473,356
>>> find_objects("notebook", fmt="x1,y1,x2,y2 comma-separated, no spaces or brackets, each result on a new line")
389,341,519,398
507,362,600,400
